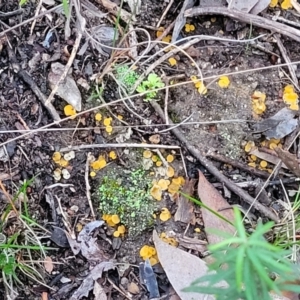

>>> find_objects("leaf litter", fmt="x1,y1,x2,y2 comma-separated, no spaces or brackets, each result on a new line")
4,0,300,298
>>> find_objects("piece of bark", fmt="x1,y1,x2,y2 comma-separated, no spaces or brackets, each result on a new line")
177,235,207,253
274,147,300,177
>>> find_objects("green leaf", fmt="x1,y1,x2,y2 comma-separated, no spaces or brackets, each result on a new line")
0,253,7,268
62,0,70,17
136,85,146,93
247,250,277,293
235,245,246,290
233,207,247,240
147,73,160,83
3,257,15,275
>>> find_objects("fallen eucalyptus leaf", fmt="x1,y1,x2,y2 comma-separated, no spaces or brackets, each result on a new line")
197,170,235,245
153,230,215,300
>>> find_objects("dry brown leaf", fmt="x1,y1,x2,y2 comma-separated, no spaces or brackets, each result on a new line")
274,147,300,177
44,256,54,274
197,170,235,245
174,178,196,224
154,230,290,300
153,230,216,300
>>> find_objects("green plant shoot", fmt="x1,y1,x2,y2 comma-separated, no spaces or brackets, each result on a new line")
136,73,165,101
183,207,300,300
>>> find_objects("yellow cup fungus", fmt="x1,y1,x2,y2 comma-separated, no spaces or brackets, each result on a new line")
95,113,102,121
218,76,230,88
168,57,177,66
159,208,171,222
184,24,195,32
143,150,153,159
166,154,174,163
251,91,266,115
64,105,77,119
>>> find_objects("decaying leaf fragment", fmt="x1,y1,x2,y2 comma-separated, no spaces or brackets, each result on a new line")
252,108,298,139
174,178,196,224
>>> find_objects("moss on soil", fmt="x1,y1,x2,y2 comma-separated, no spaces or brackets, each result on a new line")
96,168,155,236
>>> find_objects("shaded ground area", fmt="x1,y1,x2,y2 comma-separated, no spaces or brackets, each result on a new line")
1,0,300,299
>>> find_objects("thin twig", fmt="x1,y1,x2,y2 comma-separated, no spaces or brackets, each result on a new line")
60,143,180,152
0,9,23,19
275,33,299,89
7,46,61,121
30,0,43,35
85,153,95,219
207,153,270,179
156,0,174,28
163,77,170,125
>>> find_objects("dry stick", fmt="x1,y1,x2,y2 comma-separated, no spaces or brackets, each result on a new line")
44,9,86,107
156,0,174,28
0,9,23,19
163,76,170,125
274,33,300,90
184,7,300,43
150,101,279,222
275,16,300,29
7,47,61,121
85,153,95,219
207,153,270,179
30,0,43,35
60,143,180,152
